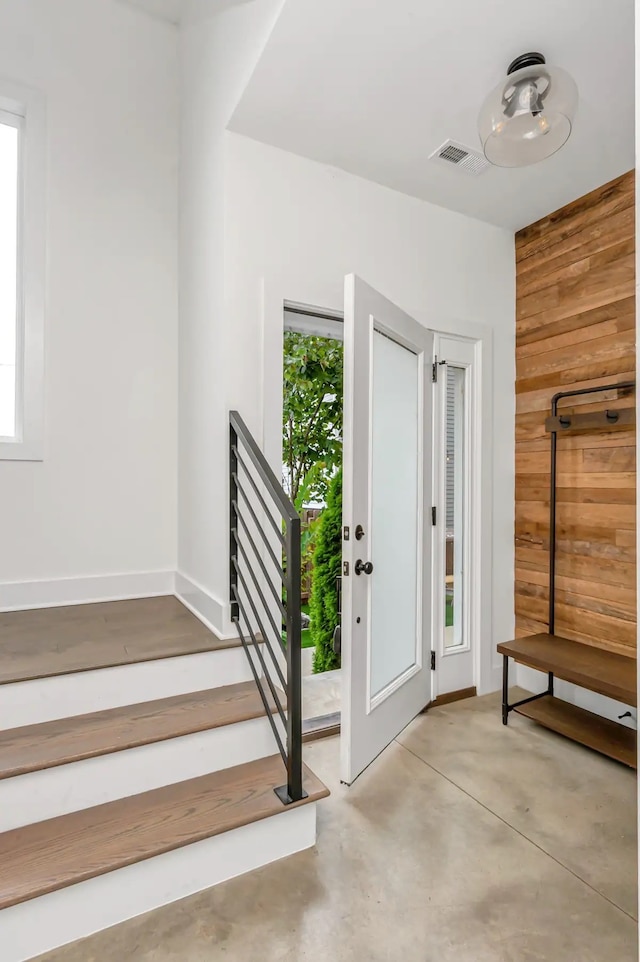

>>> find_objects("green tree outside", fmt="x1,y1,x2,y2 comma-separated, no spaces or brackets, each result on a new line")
282,332,343,505
309,469,342,673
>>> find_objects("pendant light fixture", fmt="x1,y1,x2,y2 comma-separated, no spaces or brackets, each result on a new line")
478,52,578,168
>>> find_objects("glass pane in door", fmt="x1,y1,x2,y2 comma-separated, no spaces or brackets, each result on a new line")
370,328,420,698
445,366,465,649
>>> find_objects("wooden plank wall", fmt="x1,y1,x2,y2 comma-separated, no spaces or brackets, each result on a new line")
515,171,636,658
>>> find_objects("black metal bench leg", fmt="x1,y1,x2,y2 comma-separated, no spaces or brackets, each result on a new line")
548,671,554,696
502,654,509,725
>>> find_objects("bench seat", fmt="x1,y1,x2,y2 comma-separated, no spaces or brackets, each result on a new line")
498,633,636,768
497,633,636,707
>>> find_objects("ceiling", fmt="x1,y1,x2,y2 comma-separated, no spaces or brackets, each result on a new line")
230,0,635,230
119,0,185,22
119,0,247,24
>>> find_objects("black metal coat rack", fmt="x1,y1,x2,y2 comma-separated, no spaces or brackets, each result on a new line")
546,380,636,635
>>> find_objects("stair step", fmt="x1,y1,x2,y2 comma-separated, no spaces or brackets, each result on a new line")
0,754,329,910
0,596,239,685
0,682,280,780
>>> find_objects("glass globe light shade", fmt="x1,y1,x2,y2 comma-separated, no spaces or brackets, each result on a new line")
478,60,578,167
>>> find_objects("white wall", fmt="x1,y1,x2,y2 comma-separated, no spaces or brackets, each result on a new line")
0,0,179,602
177,0,283,630
218,132,516,686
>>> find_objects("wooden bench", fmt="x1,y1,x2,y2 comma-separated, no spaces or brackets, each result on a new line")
497,634,637,769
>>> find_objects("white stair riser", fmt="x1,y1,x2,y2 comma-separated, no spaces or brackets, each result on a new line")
1,802,317,962
0,647,258,727
0,715,285,831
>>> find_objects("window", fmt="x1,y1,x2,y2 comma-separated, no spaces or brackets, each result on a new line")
0,83,45,461
433,332,478,697
444,364,466,649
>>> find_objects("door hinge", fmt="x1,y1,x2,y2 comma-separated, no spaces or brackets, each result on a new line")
432,357,446,382
431,506,437,526
343,561,350,576
343,525,350,541
431,650,436,671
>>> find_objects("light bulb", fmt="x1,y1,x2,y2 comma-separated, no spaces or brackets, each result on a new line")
522,115,551,140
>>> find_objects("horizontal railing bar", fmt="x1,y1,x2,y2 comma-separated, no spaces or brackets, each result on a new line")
233,541,285,652
232,495,283,574
230,411,299,524
231,587,287,729
232,558,287,690
233,461,286,548
232,596,287,738
232,521,286,620
233,559,288,684
231,613,287,764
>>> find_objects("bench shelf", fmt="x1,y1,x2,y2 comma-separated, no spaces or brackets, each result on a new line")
514,694,636,769
498,634,637,769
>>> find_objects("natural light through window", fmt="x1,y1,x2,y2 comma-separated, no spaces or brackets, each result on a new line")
0,117,19,439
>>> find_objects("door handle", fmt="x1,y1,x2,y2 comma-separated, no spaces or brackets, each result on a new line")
355,559,374,576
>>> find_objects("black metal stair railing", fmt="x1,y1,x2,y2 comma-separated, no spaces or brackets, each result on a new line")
229,410,305,805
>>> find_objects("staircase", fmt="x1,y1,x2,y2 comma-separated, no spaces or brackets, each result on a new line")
0,417,328,961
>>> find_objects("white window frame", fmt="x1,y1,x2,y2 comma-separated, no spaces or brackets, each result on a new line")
431,332,481,697
0,80,45,461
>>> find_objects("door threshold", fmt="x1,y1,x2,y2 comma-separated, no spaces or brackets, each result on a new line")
431,686,477,709
302,712,341,743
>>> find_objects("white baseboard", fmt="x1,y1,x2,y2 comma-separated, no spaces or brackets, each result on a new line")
1,802,317,962
175,571,235,639
0,716,281,831
0,571,176,612
1,647,256,727
0,570,237,644
515,665,637,729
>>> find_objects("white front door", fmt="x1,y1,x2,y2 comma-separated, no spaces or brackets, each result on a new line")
341,275,434,785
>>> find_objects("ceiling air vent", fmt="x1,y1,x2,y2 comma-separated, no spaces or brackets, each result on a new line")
429,140,490,176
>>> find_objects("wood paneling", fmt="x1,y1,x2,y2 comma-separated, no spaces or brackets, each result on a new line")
515,171,636,658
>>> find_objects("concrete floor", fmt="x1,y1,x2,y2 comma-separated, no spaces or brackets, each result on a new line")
36,691,637,962
303,667,341,719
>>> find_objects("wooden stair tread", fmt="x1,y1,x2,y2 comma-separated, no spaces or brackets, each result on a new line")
0,597,240,685
498,634,636,706
515,695,637,769
0,682,279,780
0,754,329,910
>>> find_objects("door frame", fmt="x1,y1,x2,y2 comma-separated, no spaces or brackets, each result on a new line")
260,278,498,700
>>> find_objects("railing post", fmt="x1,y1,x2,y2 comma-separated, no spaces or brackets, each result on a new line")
275,515,306,804
230,422,239,624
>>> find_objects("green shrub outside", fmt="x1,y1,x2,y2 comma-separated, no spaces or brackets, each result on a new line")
310,469,342,673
